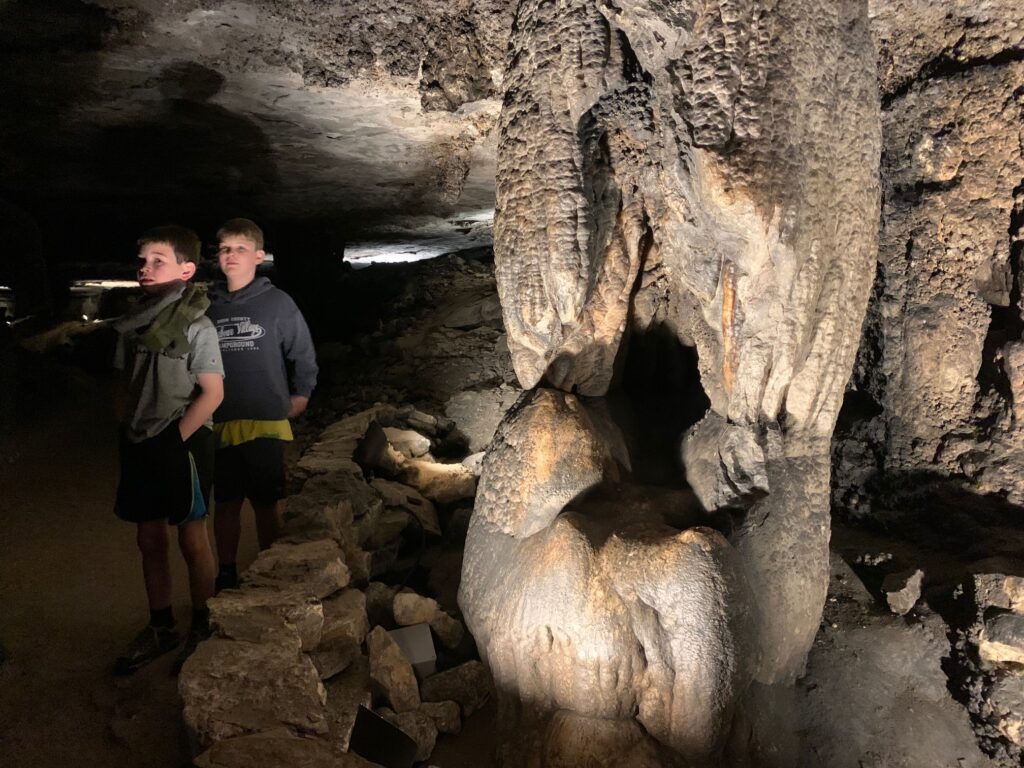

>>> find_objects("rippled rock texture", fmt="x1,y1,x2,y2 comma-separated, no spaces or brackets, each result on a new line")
834,1,1024,512
461,0,881,764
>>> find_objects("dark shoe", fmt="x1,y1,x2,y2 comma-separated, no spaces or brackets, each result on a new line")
170,623,211,677
214,570,238,594
114,625,179,676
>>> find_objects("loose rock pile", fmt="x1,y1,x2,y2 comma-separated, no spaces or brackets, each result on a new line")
179,403,497,766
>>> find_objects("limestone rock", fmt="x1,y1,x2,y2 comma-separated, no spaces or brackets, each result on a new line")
461,452,485,475
439,292,503,331
367,626,421,713
281,497,353,546
297,469,384,520
393,592,465,650
987,674,1024,746
321,588,369,646
243,539,350,599
420,661,491,717
365,582,400,629
400,408,441,436
444,386,521,453
882,569,925,616
681,414,769,512
973,568,1024,613
193,729,377,768
419,700,461,735
357,507,412,549
208,586,324,650
383,427,432,458
370,478,441,535
179,637,327,747
375,707,439,762
395,458,478,505
323,656,374,753
310,637,360,681
980,614,1024,665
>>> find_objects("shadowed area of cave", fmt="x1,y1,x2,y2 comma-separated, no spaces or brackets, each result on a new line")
0,1,1023,767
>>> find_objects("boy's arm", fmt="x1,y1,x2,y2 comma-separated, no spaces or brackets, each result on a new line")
281,298,318,419
178,373,224,441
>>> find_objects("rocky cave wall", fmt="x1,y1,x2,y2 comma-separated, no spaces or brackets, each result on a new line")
835,0,1024,515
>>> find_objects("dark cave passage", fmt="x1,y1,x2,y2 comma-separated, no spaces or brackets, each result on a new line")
612,323,710,488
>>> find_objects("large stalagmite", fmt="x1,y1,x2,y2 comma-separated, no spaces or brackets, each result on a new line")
460,0,882,764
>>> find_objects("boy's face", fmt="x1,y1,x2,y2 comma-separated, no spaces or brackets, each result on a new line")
218,234,264,286
137,242,195,291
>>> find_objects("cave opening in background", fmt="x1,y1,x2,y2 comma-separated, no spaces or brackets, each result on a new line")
614,323,710,488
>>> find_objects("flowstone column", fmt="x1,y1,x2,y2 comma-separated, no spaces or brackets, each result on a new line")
459,1,881,764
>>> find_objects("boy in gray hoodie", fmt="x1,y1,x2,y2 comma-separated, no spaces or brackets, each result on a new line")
206,218,317,590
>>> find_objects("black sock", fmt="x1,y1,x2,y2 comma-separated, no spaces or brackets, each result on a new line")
217,563,237,581
149,606,174,630
191,607,210,631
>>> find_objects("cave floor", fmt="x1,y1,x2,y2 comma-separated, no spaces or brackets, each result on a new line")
0,353,261,768
0,349,499,768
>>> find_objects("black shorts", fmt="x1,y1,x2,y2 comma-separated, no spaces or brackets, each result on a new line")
116,422,214,525
214,438,287,504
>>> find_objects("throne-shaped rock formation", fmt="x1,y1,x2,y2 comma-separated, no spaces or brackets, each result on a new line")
459,0,882,764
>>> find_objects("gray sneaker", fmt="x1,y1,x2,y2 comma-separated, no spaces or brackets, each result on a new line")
114,625,179,676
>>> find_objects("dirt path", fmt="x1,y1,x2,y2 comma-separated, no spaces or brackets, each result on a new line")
0,353,257,767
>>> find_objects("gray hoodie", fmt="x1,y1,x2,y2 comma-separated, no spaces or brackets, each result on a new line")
207,277,317,422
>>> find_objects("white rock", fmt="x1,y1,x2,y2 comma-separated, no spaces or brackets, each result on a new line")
393,592,465,649
208,586,324,650
882,569,924,616
179,637,327,747
243,539,350,599
383,427,432,458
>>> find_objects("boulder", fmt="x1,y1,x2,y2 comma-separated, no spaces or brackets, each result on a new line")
310,637,360,680
972,567,1024,613
882,569,925,616
297,469,383,519
393,592,465,650
323,656,373,753
396,458,477,505
371,478,441,535
322,588,370,646
420,660,491,717
179,636,327,747
980,614,1024,665
281,498,353,545
357,508,412,549
444,387,520,453
986,674,1024,746
365,582,400,628
419,700,461,735
375,707,438,762
383,427,432,458
208,586,324,649
367,626,421,713
243,539,350,599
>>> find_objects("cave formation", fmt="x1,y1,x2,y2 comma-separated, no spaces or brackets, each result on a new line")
0,1,1023,767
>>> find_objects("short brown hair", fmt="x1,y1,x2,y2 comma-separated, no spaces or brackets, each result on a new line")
217,218,264,250
137,225,201,264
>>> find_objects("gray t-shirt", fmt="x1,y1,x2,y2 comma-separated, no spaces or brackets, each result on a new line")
114,315,225,442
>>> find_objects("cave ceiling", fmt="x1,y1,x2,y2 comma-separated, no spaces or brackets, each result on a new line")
1,0,1021,266
0,0,515,257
